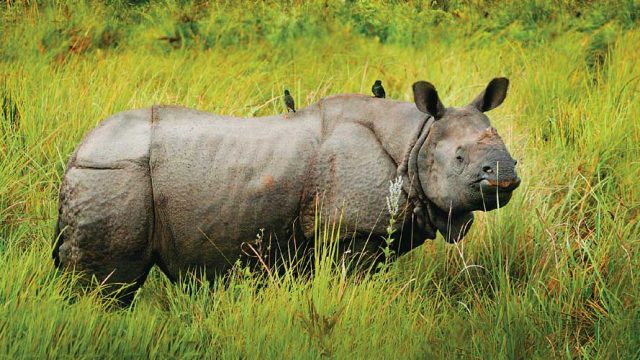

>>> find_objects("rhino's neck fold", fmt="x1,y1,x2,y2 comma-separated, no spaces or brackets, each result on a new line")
425,203,474,243
398,116,437,239
403,116,434,204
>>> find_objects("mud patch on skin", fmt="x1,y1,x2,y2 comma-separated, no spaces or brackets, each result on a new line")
262,175,275,189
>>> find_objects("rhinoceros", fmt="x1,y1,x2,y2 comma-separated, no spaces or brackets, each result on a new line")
53,78,520,302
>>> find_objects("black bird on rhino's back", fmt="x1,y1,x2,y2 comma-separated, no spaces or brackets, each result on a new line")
372,80,385,98
284,89,295,113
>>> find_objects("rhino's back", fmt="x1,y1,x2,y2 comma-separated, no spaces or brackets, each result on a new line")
149,106,321,275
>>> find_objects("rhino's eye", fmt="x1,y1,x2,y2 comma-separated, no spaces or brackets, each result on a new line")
456,155,464,162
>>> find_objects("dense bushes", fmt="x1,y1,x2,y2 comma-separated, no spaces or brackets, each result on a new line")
1,0,638,61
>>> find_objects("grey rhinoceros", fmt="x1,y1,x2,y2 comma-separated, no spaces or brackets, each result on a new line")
53,78,520,302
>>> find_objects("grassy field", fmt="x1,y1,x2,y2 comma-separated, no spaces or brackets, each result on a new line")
1,0,639,358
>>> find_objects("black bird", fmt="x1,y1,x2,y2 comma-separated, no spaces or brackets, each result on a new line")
372,80,385,98
284,89,295,113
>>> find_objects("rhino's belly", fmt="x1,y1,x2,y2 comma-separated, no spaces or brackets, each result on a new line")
148,106,319,276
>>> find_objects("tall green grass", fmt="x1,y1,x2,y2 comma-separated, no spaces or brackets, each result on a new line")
1,1,639,358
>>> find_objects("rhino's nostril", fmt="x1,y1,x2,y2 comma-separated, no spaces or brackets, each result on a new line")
482,165,493,173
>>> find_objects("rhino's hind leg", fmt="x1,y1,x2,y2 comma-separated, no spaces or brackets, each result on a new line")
54,164,154,305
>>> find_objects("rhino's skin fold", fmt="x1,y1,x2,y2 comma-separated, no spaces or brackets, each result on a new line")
54,80,520,302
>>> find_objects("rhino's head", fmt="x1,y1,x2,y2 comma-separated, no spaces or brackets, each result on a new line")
410,78,520,242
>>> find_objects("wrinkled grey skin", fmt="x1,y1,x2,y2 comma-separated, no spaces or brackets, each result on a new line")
53,78,520,303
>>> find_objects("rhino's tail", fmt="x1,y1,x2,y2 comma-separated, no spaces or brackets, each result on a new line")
52,218,65,268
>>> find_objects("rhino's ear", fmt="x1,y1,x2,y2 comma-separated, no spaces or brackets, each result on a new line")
413,81,445,119
470,77,509,112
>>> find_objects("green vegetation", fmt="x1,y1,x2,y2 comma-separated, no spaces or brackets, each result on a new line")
1,0,639,358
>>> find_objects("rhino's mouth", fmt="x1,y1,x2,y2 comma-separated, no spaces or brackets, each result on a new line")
474,177,521,192
470,177,520,210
